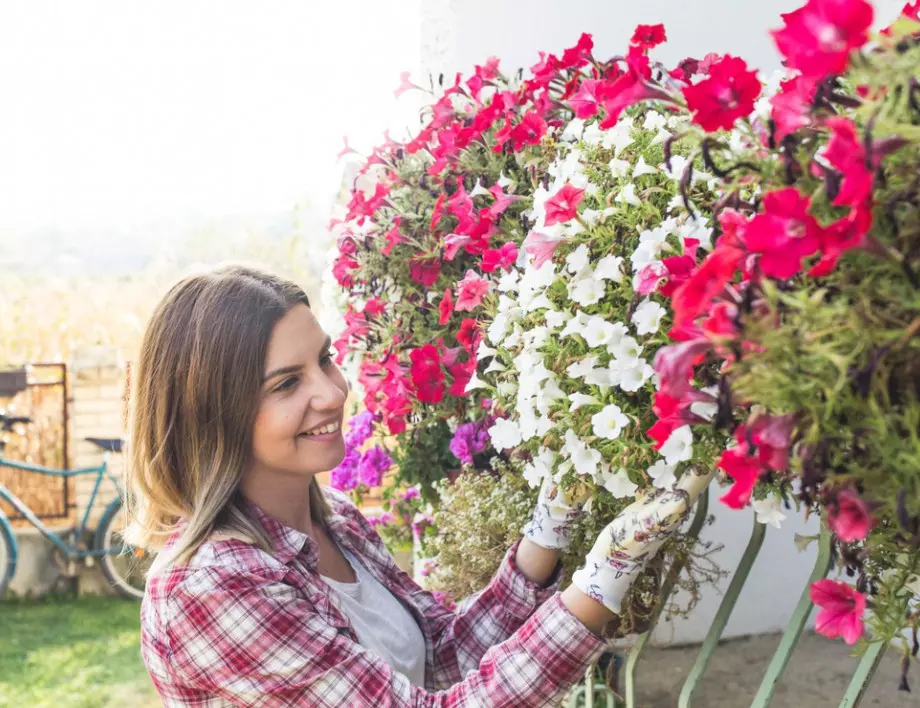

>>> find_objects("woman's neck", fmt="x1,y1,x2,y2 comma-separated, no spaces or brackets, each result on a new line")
240,468,315,536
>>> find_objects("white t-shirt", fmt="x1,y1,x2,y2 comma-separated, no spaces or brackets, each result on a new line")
320,549,427,688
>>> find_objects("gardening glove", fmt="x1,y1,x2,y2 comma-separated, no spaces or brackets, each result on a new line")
523,474,592,550
572,467,715,613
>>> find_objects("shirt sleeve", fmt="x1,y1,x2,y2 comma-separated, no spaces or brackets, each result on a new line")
340,501,566,689
164,568,605,708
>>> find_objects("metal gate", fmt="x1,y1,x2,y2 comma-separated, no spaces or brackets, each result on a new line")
566,491,891,707
0,363,69,525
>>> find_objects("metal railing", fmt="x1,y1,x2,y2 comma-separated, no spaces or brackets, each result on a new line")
565,489,889,708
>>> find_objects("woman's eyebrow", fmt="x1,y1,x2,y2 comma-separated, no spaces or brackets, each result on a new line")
263,365,301,384
263,337,333,383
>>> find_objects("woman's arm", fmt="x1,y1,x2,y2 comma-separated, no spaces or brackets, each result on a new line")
161,568,606,708
514,538,562,586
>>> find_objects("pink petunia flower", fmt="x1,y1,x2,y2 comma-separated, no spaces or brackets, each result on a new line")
543,184,585,227
828,488,875,542
771,0,874,81
455,270,491,312
522,231,564,268
743,187,823,279
683,55,762,132
810,579,866,645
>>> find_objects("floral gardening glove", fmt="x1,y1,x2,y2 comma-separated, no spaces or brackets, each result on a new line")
572,467,715,613
523,475,592,550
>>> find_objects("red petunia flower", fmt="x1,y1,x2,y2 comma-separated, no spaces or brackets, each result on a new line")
770,75,818,142
409,256,442,287
771,0,874,80
630,23,667,50
682,55,762,133
828,488,875,542
481,242,519,273
457,318,480,353
569,79,603,119
543,184,585,226
743,188,823,279
810,579,866,645
821,117,873,209
409,344,445,404
438,288,454,326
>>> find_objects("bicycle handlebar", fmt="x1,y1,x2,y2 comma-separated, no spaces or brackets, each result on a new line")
0,413,31,431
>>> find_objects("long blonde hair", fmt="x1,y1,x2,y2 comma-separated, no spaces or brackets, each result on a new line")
125,263,331,567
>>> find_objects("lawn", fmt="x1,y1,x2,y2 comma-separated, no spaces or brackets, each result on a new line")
0,595,159,708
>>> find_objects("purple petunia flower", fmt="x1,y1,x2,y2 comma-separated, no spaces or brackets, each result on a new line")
357,445,393,488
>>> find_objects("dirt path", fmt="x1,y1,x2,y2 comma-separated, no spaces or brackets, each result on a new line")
617,632,914,707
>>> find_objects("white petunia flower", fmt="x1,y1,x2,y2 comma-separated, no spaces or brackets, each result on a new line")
522,462,544,488
643,111,668,132
610,336,643,366
562,117,586,141
582,122,604,146
595,255,623,282
618,363,654,393
647,460,678,489
679,216,714,251
690,386,719,422
632,299,667,336
591,404,630,440
606,322,630,351
560,310,591,339
581,208,601,226
568,271,606,306
604,117,635,155
584,366,616,388
569,393,600,412
659,425,694,465
544,309,568,331
616,183,641,207
752,497,787,529
464,372,488,393
609,158,631,178
563,430,601,477
633,156,658,177
497,172,514,189
484,358,506,374
497,268,521,293
488,418,523,451
470,179,490,197
567,356,600,380
529,325,552,348
600,465,639,498
566,244,591,274
477,340,498,361
583,316,617,348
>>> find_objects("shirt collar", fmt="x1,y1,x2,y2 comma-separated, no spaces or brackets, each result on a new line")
242,495,352,567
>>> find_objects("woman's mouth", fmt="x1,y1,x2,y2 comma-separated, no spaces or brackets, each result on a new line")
298,421,342,442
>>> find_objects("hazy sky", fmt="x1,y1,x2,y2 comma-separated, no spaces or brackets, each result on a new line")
0,1,421,233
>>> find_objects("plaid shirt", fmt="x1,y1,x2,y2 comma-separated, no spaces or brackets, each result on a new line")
140,487,605,707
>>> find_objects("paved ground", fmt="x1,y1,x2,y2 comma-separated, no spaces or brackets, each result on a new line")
620,632,913,707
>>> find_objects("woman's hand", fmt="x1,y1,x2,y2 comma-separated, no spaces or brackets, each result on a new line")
522,475,592,550
570,468,714,615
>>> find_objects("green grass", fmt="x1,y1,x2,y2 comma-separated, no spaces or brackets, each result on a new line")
0,595,159,708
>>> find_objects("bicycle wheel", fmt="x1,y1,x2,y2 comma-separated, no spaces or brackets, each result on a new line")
0,518,15,598
94,498,155,600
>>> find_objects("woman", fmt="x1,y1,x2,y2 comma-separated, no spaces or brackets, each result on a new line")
129,263,711,707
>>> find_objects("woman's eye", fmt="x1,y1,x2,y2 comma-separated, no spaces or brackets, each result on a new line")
321,349,337,366
276,376,298,392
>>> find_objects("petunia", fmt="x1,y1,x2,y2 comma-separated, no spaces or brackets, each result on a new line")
827,488,875,542
810,579,866,645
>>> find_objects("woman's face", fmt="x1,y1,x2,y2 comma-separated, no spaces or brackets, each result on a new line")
250,304,349,478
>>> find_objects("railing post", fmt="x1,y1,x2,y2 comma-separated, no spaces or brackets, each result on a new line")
623,489,710,707
750,525,833,707
678,518,768,707
838,641,887,707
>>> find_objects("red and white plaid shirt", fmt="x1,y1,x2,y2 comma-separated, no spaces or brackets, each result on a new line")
140,487,605,707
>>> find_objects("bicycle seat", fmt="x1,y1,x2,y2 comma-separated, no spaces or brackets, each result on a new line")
84,437,124,453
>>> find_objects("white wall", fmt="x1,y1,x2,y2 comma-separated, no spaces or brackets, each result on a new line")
418,0,908,644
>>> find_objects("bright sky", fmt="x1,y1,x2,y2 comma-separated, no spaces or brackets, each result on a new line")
0,1,421,233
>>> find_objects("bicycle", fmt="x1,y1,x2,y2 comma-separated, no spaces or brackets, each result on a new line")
0,411,153,599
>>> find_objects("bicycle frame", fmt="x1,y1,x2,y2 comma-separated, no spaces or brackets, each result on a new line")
0,454,123,559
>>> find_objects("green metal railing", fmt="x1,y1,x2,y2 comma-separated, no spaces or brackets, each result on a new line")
564,489,889,708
